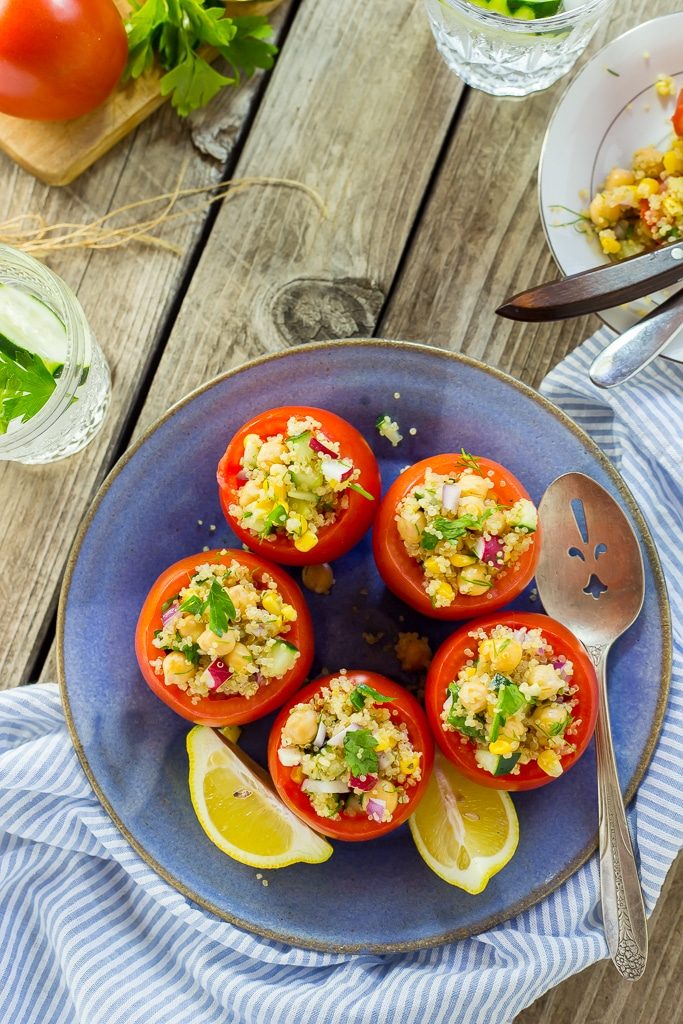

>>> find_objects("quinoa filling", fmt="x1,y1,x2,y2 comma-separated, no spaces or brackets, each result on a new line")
277,673,422,822
230,416,370,554
395,453,537,608
151,558,299,704
441,624,580,778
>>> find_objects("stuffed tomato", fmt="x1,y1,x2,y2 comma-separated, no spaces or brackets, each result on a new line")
217,406,381,566
373,452,540,619
135,549,314,726
425,613,598,791
268,671,434,840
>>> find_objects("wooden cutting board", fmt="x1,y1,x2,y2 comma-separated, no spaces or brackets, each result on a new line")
0,0,283,187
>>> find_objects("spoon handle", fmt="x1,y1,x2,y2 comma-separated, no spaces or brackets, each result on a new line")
590,644,648,979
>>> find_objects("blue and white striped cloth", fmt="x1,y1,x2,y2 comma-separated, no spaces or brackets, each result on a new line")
1,328,681,1024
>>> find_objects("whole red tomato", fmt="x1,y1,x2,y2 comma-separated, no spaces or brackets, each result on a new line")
268,672,434,841
217,406,381,566
0,0,128,121
373,454,540,620
425,612,598,791
135,548,314,727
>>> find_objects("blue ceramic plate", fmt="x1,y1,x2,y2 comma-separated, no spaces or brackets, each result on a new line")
58,341,670,953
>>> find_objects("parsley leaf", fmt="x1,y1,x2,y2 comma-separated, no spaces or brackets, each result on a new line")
0,333,57,435
349,683,395,713
125,1,277,116
421,510,493,550
343,729,379,776
203,579,236,637
180,594,203,615
497,683,525,718
456,449,483,476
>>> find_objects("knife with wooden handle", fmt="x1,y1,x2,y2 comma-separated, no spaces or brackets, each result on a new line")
589,289,683,387
497,242,683,321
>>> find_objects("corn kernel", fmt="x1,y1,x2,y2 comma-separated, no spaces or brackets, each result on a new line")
599,230,621,255
280,603,297,622
637,177,660,197
290,765,304,784
655,74,676,97
435,581,455,602
261,592,282,615
663,150,683,175
489,739,514,757
294,531,318,553
424,556,442,575
537,749,563,778
400,754,420,775
450,552,476,567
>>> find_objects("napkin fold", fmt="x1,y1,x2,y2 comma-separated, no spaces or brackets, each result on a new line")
1,327,681,1024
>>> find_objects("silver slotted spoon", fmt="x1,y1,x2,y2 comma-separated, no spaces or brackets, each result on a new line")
536,472,648,980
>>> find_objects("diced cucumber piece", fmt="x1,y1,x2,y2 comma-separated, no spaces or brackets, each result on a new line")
261,639,299,677
287,430,314,462
288,490,318,503
508,498,538,533
290,467,324,491
475,749,521,776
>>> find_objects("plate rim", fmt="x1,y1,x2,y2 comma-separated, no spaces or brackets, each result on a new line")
57,338,672,954
537,11,683,361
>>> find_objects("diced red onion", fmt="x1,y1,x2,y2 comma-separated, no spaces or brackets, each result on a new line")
365,797,387,820
206,658,231,691
313,720,327,749
309,436,338,459
327,723,362,748
236,469,248,482
321,457,353,483
340,465,354,482
301,779,350,794
377,752,392,772
349,773,378,792
552,659,570,680
441,482,461,512
473,536,505,564
278,747,303,767
161,602,180,628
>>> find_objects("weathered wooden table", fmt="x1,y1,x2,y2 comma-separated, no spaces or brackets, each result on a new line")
1,0,679,1018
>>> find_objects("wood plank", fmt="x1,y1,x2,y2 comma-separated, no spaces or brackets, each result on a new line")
515,852,682,1023
0,1,293,689
378,0,672,386
0,0,286,187
131,0,465,437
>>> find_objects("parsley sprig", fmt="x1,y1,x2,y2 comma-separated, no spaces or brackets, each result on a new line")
343,729,379,776
421,509,494,550
204,579,236,636
125,2,277,116
0,334,58,435
349,683,395,713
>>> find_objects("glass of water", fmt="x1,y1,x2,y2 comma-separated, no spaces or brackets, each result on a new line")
424,0,615,97
0,245,111,464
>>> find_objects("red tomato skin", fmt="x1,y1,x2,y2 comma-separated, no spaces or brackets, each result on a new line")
217,407,381,566
268,672,435,841
372,454,540,620
135,549,314,727
673,88,683,137
425,612,599,791
0,0,127,121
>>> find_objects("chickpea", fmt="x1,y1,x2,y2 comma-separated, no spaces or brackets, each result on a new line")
238,480,261,507
484,510,506,536
459,473,492,498
458,495,485,517
532,704,568,736
256,439,285,468
362,781,398,818
228,584,250,612
198,629,237,658
458,679,488,714
162,651,194,686
499,716,526,744
283,706,319,745
589,192,621,228
457,563,490,596
526,664,563,700
226,642,252,673
302,563,335,595
176,615,203,642
605,167,635,189
397,513,425,546
489,638,523,674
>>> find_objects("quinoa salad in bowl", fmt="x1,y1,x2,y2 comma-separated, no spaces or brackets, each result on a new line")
268,671,434,840
425,613,599,791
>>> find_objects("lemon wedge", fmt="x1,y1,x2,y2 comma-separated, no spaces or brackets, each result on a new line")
409,751,519,893
187,726,333,868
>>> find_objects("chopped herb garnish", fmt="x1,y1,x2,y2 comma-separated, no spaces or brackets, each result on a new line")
446,683,485,739
375,413,390,428
348,482,374,501
343,728,379,776
456,449,483,476
606,67,620,76
489,672,513,691
161,594,180,613
181,641,201,665
180,594,203,615
204,579,236,637
496,683,525,718
349,683,395,713
421,510,494,549
261,503,288,536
